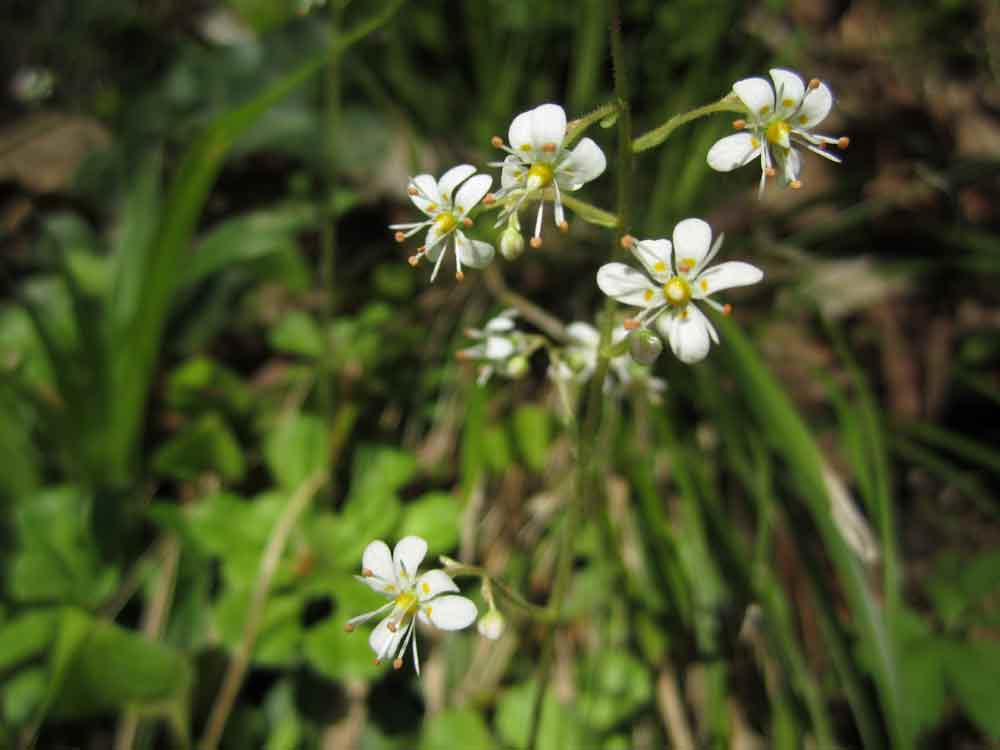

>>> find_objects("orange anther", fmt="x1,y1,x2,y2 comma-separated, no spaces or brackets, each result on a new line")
530,237,543,249
620,234,637,249
374,658,382,666
387,622,397,633
491,136,504,148
393,658,403,669
764,167,776,178
808,78,821,90
790,180,802,189
407,186,418,196
541,142,557,153
732,119,746,130
394,231,406,243
407,255,420,267
344,623,355,633
722,304,733,316
837,136,850,149
483,193,496,205
362,568,373,577
557,220,569,233
623,319,641,330
462,217,473,227
455,270,465,281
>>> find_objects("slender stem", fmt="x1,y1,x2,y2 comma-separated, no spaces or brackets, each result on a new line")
443,563,554,622
632,94,743,153
483,266,568,342
198,470,328,750
526,4,631,748
564,100,620,147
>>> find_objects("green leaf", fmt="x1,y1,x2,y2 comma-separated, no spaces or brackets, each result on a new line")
302,576,385,682
215,588,304,667
165,356,251,417
0,609,59,671
495,680,582,750
420,708,494,750
265,413,329,489
945,640,1000,739
899,636,948,741
512,404,550,472
577,650,653,732
347,444,418,502
270,310,325,358
3,667,47,726
10,486,118,607
153,412,246,482
398,492,462,556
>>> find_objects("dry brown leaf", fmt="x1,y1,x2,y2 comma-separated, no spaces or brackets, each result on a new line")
0,112,110,193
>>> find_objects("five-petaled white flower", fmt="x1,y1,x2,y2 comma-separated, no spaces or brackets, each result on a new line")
596,219,763,364
707,69,849,196
457,309,537,385
490,103,606,247
390,165,495,282
344,536,477,674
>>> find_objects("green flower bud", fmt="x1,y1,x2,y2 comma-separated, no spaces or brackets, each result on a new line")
506,355,529,378
628,328,663,365
499,225,525,261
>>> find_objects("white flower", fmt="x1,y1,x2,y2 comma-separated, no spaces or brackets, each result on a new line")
707,69,848,195
390,165,495,282
596,219,763,364
344,536,477,674
490,103,606,247
457,310,537,385
477,609,506,640
549,321,666,398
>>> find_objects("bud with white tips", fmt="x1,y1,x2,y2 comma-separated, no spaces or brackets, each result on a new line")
499,223,525,261
477,608,506,640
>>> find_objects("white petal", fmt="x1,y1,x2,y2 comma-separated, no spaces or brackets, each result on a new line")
345,601,394,628
455,231,495,269
596,263,660,307
484,314,517,333
500,155,527,189
672,218,714,274
659,305,715,364
416,569,459,601
453,174,492,216
733,77,775,119
632,239,673,281
508,109,536,158
393,536,427,580
423,595,478,630
706,132,761,173
769,68,805,115
436,164,477,203
556,137,606,190
781,147,802,183
423,223,450,262
796,81,833,130
410,174,442,214
484,336,516,360
361,541,397,591
529,103,567,155
694,261,764,297
368,615,404,659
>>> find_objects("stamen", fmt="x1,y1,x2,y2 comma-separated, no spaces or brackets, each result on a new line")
790,180,802,190
362,568,373,577
732,119,746,130
374,658,381,665
530,237,543,249
407,187,418,196
455,270,465,281
387,622,397,633
723,304,733,316
407,255,421,267
557,220,569,233
623,318,640,330
541,142,557,153
483,193,496,205
764,166,777,178
393,658,403,670
837,136,850,149
490,136,504,148
620,234,637,249
394,231,405,243
462,217,473,227
344,623,355,632
808,78,821,90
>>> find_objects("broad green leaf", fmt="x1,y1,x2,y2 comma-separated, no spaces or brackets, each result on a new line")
271,310,325,358
302,576,387,682
577,650,653,732
0,609,59,671
945,640,1000,739
165,356,251,417
420,708,493,750
153,412,246,482
899,637,948,741
398,492,462,556
265,413,329,489
215,588,304,667
10,486,118,607
347,444,418,503
495,680,582,750
307,495,401,573
3,667,46,726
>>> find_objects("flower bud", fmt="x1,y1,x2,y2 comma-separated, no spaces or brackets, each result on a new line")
506,355,529,378
477,609,506,640
499,225,525,261
628,328,663,365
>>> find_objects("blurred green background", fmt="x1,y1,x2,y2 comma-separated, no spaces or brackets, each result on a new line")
0,0,998,748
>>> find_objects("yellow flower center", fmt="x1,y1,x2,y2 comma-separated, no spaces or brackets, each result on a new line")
394,591,418,615
434,211,458,235
525,163,554,192
663,276,692,307
766,120,791,146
